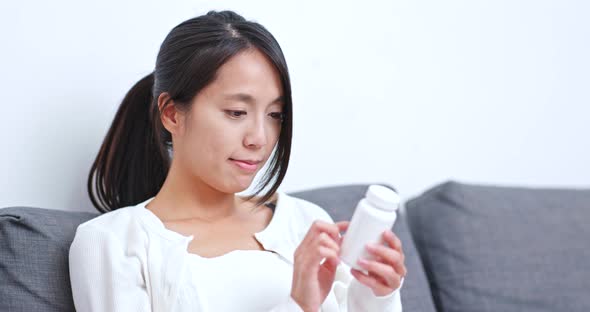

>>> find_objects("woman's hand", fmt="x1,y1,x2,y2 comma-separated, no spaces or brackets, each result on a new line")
290,220,349,312
350,230,407,297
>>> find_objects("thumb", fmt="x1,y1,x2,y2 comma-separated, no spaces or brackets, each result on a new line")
336,221,349,232
335,221,350,245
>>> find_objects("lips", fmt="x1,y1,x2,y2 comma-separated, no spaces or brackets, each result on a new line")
229,158,261,165
229,158,261,172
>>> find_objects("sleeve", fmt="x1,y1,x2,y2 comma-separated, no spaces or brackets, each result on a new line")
302,200,404,312
345,272,404,311
68,224,151,312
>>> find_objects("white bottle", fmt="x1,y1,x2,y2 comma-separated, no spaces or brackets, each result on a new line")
340,185,400,272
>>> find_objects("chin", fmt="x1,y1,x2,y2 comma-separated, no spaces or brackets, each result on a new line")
236,179,255,192
218,177,255,194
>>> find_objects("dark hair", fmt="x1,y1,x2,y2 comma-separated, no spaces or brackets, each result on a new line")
88,10,292,213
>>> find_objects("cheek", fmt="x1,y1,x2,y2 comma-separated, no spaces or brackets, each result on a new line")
266,121,281,139
187,127,244,178
188,130,230,164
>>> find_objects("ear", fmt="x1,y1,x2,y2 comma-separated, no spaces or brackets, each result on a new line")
157,92,185,135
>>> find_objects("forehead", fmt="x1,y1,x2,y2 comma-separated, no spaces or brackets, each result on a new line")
203,48,284,103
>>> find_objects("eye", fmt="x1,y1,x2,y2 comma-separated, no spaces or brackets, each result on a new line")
269,112,285,122
225,110,246,118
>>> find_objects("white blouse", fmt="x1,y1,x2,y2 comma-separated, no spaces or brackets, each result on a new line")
68,191,404,311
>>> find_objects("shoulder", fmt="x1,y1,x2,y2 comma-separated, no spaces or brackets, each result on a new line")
72,203,148,247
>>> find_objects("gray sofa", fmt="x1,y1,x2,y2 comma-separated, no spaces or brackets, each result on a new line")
1,181,589,311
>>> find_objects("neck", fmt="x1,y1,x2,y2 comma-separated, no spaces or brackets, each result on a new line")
147,160,241,222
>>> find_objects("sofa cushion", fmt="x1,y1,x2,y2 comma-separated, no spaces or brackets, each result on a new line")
405,181,590,312
0,207,97,312
291,184,437,312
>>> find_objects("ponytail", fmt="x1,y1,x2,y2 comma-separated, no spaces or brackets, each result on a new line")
88,73,170,213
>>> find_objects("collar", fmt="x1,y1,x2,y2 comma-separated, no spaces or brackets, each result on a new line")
136,191,297,264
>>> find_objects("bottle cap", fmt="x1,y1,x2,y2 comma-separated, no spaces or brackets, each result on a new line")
366,185,400,211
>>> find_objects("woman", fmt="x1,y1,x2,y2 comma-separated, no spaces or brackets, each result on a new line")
69,10,406,312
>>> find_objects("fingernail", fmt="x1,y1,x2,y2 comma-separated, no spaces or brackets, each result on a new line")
366,243,376,251
357,259,368,266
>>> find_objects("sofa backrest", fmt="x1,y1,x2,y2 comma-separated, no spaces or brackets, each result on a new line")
406,181,590,312
0,207,97,311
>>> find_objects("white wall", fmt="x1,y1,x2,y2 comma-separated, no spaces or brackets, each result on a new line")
1,0,588,212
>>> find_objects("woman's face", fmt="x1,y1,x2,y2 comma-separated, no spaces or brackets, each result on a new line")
173,48,284,194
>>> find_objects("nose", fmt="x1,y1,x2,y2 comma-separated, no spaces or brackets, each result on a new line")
244,117,267,148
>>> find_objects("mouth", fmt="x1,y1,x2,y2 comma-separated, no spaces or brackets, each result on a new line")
229,158,261,172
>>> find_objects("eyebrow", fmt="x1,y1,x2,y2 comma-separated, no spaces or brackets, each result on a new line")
223,93,285,106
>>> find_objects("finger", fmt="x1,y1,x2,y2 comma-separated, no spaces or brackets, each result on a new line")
317,246,340,265
333,221,349,244
321,252,341,273
335,221,349,244
350,269,391,295
366,243,396,266
365,243,406,276
295,221,345,266
298,220,335,250
382,230,403,252
311,220,342,242
315,232,340,252
357,258,398,289
297,221,349,261
336,221,349,233
316,233,341,268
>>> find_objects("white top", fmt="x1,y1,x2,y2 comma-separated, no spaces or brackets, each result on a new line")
184,250,293,310
68,191,404,312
